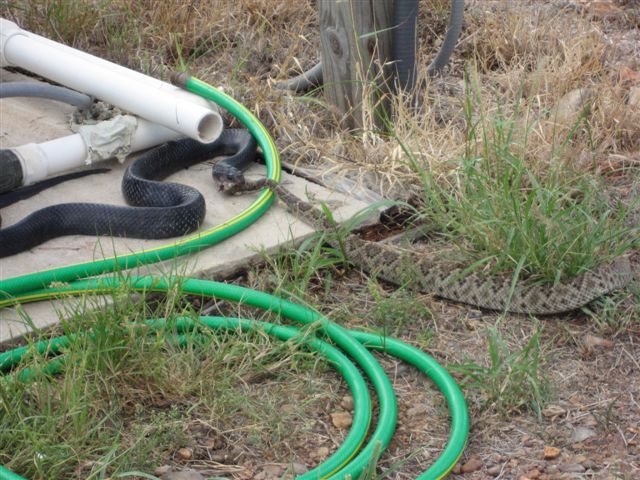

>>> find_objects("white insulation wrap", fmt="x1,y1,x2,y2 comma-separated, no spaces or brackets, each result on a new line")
12,116,183,185
0,18,222,143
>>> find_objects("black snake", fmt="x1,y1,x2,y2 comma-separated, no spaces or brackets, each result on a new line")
0,128,256,258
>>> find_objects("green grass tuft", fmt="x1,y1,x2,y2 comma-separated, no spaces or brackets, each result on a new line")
399,76,638,283
451,322,551,416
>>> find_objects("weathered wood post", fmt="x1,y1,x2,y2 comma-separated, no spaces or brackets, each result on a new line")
318,0,394,130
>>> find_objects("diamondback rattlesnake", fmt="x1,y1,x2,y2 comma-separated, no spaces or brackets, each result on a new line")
226,180,634,315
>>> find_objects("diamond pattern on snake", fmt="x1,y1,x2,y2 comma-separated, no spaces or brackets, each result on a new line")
224,179,634,315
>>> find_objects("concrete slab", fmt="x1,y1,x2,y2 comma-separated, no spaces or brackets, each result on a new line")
0,70,371,343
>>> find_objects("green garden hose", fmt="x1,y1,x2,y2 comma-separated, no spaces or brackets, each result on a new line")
0,77,281,300
1,277,468,479
1,310,374,480
0,76,468,479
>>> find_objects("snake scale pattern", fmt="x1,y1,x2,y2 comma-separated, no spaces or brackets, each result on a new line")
0,129,256,258
226,179,634,315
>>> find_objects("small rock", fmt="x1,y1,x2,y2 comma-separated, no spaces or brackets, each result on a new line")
573,454,588,464
553,88,593,126
154,466,172,476
331,411,353,429
262,464,284,478
570,427,596,444
340,395,354,411
407,404,429,417
486,464,502,476
620,66,640,84
290,462,308,475
177,447,193,460
460,455,483,473
201,437,217,449
211,451,231,462
525,468,541,479
583,334,614,350
542,405,565,418
314,446,330,460
543,446,561,460
160,470,205,480
558,463,586,473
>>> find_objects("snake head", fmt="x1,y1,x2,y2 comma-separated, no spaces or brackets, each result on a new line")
212,164,245,184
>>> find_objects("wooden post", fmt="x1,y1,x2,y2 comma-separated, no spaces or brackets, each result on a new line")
318,0,393,130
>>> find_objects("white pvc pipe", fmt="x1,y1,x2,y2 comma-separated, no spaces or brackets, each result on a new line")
0,19,222,143
1,20,218,114
24,31,180,94
12,117,183,185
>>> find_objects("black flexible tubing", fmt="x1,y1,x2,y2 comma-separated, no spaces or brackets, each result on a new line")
275,0,465,92
393,0,419,90
0,81,93,108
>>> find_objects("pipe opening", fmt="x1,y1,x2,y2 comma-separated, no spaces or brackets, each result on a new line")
198,113,223,143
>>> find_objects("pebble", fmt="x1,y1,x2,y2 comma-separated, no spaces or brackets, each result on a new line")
583,334,614,350
211,451,230,462
407,404,429,417
331,411,353,429
558,463,586,473
570,427,596,444
460,455,483,473
340,395,354,411
177,447,193,460
553,88,593,126
543,446,561,460
542,405,565,418
154,466,172,476
291,462,308,474
262,464,284,478
160,470,205,480
314,446,330,460
486,464,502,476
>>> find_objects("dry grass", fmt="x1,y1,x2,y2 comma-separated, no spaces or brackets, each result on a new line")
1,0,639,478
4,0,637,197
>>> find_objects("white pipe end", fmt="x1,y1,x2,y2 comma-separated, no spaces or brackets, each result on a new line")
0,18,24,67
197,112,223,143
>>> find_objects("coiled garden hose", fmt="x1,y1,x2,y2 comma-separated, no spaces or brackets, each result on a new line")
0,75,468,479
0,277,468,479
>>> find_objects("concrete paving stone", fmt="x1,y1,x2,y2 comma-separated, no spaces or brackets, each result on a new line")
0,70,371,343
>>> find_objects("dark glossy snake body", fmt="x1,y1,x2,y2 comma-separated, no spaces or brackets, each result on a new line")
0,129,256,257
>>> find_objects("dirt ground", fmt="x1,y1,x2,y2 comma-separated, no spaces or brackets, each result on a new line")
237,2,639,478
1,0,639,479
